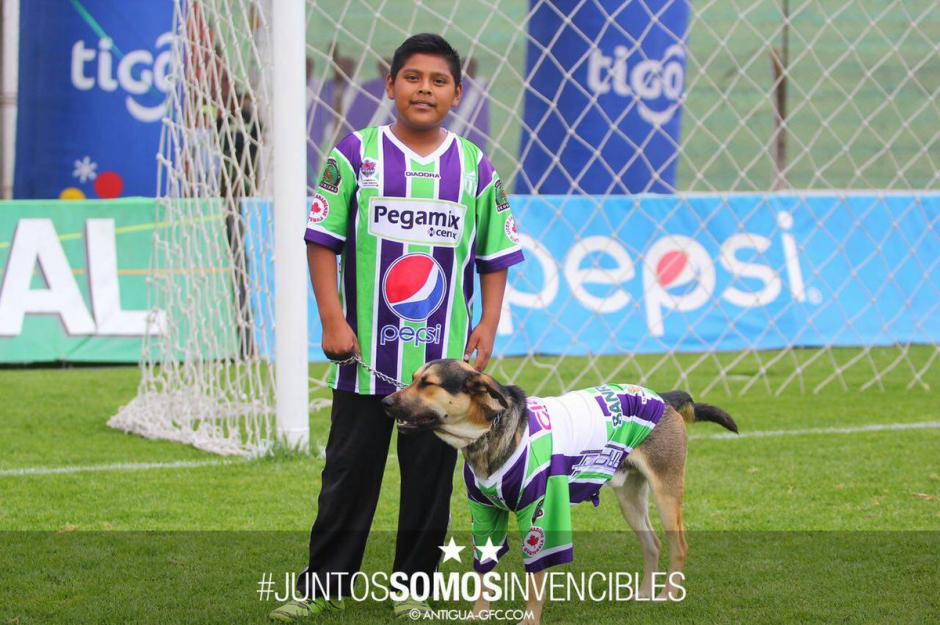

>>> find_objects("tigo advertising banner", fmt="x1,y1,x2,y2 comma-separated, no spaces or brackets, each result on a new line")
517,0,688,194
13,0,174,200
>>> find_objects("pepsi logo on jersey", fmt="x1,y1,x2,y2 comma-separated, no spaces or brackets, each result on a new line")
380,254,446,346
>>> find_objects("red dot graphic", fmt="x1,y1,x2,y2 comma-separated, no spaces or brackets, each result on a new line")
94,171,124,199
656,251,688,287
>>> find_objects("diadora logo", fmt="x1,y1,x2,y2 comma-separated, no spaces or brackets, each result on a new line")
586,43,685,127
380,254,447,346
71,34,173,123
368,197,465,247
405,170,441,179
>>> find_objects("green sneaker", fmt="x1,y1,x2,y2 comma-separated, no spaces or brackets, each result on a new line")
393,597,433,619
268,597,345,622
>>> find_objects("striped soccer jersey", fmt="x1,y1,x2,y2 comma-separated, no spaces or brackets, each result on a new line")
304,125,524,394
465,384,666,573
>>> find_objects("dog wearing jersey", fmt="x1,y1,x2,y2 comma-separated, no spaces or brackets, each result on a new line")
382,359,737,625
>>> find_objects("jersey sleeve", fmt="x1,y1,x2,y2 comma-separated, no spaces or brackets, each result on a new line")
469,498,510,573
514,477,574,573
474,154,524,273
465,465,510,573
304,135,359,252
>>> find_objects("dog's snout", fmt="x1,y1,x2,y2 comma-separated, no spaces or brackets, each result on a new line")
381,395,395,410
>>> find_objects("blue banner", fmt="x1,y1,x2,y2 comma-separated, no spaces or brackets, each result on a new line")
497,193,940,356
244,193,939,362
517,0,689,194
14,0,173,200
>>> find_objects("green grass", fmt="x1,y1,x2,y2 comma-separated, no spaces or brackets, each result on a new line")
0,351,938,624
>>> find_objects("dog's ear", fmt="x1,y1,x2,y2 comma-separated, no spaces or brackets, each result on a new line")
464,372,508,420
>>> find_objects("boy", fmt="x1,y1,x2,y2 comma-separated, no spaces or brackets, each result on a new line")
270,34,524,622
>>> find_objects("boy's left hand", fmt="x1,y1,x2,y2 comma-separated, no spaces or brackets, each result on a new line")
465,319,497,371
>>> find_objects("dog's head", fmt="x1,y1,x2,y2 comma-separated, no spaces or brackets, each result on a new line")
381,359,509,449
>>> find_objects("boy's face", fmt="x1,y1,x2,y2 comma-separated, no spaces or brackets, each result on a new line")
386,53,462,132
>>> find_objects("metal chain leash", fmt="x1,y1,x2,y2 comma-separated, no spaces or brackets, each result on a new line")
330,354,408,390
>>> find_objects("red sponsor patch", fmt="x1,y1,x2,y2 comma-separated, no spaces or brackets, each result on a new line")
522,527,545,556
306,193,330,226
504,215,520,244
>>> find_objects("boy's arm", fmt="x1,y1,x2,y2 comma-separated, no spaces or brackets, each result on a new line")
467,154,524,371
464,269,507,371
304,136,359,360
308,243,359,360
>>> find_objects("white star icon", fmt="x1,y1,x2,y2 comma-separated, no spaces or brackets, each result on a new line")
476,537,502,563
72,156,98,183
438,537,465,563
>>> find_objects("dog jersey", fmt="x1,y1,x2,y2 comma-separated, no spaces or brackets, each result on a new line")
304,125,524,395
464,384,665,573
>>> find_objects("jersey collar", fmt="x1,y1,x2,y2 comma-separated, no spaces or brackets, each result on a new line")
472,426,529,489
381,124,455,166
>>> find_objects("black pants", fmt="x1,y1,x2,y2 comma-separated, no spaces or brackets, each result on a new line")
297,389,457,599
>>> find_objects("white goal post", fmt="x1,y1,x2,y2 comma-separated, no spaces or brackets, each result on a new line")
109,0,939,456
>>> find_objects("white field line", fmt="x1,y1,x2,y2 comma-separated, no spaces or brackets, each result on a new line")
2,421,938,478
691,420,940,441
0,459,237,478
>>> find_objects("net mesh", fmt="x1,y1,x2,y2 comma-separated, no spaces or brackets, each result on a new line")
109,0,939,456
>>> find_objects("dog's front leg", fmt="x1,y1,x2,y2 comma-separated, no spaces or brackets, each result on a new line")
520,571,546,625
468,572,490,620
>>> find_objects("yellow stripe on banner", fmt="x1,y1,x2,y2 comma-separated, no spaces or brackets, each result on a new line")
0,214,226,250
65,268,229,277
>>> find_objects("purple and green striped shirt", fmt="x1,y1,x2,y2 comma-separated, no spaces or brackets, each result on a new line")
466,385,665,573
305,125,523,394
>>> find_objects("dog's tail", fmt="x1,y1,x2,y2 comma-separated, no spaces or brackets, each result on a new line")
659,390,738,434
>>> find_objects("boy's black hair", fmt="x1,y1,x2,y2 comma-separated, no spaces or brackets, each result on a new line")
389,34,462,87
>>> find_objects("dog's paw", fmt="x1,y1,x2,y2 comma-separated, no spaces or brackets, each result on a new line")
654,585,684,602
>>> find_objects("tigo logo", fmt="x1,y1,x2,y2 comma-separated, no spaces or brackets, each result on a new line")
70,34,173,123
587,43,685,127
382,254,447,322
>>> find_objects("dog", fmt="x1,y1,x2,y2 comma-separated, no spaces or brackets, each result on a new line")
382,359,737,624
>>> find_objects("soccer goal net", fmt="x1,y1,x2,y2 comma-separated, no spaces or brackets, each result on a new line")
109,0,939,456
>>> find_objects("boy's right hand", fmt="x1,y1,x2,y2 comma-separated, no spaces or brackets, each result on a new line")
321,317,360,361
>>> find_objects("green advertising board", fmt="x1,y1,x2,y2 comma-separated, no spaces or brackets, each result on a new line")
0,198,235,363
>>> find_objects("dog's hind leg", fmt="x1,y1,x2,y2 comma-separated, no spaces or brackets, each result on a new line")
648,472,687,601
611,469,660,599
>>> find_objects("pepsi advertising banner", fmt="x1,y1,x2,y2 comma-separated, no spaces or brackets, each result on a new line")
244,193,939,362
498,193,940,357
14,0,174,200
517,0,689,194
